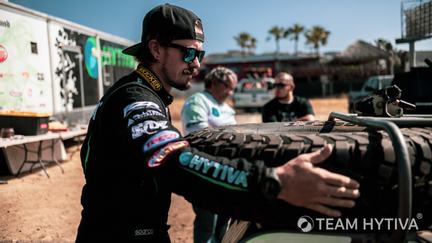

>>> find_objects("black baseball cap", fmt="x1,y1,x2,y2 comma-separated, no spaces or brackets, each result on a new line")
123,3,205,56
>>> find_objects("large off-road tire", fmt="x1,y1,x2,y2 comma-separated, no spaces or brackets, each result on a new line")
184,122,432,228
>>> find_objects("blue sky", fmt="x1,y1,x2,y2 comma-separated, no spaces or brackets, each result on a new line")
9,0,432,54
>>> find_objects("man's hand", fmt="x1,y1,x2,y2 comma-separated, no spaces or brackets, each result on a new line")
276,144,360,217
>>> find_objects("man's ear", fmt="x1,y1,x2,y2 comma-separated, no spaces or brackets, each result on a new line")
288,84,295,92
148,39,162,61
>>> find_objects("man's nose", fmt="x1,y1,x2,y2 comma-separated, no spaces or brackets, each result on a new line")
190,56,201,69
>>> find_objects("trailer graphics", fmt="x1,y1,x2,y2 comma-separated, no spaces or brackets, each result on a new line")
0,6,52,113
0,2,136,123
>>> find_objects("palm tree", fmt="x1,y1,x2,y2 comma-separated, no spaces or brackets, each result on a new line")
268,26,288,56
234,32,254,56
304,26,330,56
287,23,304,56
247,37,257,54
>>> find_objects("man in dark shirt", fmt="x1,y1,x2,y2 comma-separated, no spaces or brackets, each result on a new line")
262,72,315,122
76,4,359,242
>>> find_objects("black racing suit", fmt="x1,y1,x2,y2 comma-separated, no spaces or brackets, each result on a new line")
76,65,306,242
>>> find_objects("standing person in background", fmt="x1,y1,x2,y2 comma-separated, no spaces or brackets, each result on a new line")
181,66,237,243
262,72,315,122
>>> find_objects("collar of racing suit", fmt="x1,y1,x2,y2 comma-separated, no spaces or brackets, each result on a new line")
135,64,174,106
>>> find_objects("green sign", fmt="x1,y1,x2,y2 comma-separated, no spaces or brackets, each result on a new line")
101,45,135,68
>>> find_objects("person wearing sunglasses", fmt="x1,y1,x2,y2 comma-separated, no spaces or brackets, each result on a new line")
76,4,359,243
262,72,315,122
181,66,237,243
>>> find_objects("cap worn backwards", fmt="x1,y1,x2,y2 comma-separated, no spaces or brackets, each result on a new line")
123,3,204,56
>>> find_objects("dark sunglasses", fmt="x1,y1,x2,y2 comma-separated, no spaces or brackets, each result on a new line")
167,43,205,63
273,83,290,88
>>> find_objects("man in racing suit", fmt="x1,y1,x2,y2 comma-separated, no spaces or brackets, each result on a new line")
76,4,360,242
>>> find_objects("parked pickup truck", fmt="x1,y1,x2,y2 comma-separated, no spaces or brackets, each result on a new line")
348,75,394,112
233,78,274,112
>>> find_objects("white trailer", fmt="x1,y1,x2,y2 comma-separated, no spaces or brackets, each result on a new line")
0,1,136,124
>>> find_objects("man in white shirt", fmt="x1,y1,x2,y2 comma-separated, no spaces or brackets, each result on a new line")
181,66,237,243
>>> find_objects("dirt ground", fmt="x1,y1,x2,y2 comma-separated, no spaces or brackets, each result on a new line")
0,144,195,243
0,98,347,243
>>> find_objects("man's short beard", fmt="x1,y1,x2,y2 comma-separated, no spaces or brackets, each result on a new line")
167,79,190,91
161,64,191,91
277,94,288,100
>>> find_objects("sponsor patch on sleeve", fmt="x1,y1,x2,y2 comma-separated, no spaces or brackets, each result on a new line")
123,101,161,118
131,120,168,139
127,110,167,128
143,130,180,152
147,140,189,168
178,151,249,191
132,110,166,120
